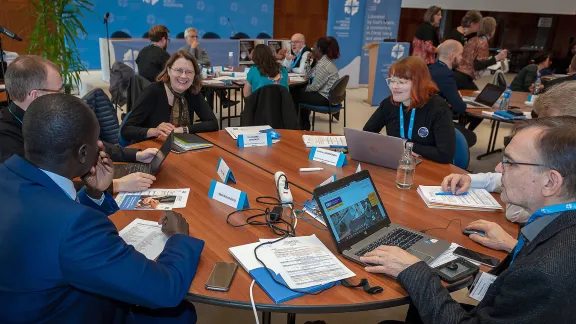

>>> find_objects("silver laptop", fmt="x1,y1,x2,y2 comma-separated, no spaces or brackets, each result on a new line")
313,170,450,267
344,128,420,170
463,83,506,108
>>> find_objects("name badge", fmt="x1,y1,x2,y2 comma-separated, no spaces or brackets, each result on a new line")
308,147,348,167
318,174,337,187
237,133,272,148
216,157,236,184
468,271,497,302
356,163,362,173
208,180,250,210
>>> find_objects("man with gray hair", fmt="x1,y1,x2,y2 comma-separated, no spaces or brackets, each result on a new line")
180,27,210,66
281,33,312,74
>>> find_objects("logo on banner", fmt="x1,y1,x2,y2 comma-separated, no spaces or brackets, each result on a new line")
344,0,360,16
185,15,194,24
230,2,238,11
251,17,258,26
391,44,405,59
374,0,381,3
142,0,160,5
118,0,128,7
220,17,228,25
261,4,269,12
146,14,156,25
197,1,205,11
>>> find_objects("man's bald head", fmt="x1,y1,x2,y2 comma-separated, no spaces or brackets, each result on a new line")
291,33,306,53
437,40,464,69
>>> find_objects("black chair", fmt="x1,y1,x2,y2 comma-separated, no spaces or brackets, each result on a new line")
176,32,185,39
202,32,220,39
142,32,149,39
111,31,131,39
298,75,349,134
231,32,250,40
256,32,271,39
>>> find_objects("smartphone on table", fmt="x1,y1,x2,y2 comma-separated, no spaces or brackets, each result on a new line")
205,262,238,292
453,247,500,267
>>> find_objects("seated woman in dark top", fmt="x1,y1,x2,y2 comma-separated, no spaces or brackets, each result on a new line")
510,51,552,92
363,56,456,164
122,50,218,142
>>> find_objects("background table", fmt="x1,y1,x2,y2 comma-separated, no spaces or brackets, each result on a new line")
112,131,517,324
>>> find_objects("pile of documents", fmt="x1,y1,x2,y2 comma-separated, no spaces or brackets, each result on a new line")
173,135,213,151
417,186,502,211
302,135,347,148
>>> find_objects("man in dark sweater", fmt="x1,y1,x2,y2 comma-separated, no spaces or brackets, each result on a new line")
136,25,171,82
0,55,157,193
365,116,576,324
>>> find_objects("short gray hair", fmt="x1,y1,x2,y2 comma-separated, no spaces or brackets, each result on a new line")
534,81,576,117
5,55,58,102
184,27,198,37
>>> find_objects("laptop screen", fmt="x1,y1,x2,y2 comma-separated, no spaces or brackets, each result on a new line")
317,177,389,245
476,84,505,106
150,132,173,174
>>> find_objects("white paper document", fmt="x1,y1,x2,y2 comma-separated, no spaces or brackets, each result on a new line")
225,125,273,139
429,243,480,268
258,235,355,289
119,219,168,260
417,186,502,211
468,272,498,302
302,135,347,148
115,189,190,210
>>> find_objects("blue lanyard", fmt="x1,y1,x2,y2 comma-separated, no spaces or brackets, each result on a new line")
437,61,447,68
8,108,23,125
511,202,576,264
399,104,415,140
291,48,305,69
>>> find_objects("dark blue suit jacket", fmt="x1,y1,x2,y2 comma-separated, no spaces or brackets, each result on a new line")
0,155,204,324
429,62,467,114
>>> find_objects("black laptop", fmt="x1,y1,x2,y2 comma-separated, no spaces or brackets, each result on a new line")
313,170,450,266
463,83,506,108
113,131,174,178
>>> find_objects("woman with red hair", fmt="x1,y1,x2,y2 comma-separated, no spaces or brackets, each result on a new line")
363,56,456,164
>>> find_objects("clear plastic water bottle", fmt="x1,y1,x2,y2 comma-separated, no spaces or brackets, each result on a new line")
396,142,416,189
533,75,542,95
499,86,512,111
228,51,234,69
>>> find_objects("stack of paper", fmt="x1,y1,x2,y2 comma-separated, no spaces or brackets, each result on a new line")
417,186,502,211
173,134,213,151
302,135,347,148
225,126,280,143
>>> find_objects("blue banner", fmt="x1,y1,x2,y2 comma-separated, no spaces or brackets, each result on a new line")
326,0,367,87
76,0,274,70
371,42,410,106
359,0,402,84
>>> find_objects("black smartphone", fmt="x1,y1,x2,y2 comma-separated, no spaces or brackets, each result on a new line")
205,262,238,292
453,247,500,267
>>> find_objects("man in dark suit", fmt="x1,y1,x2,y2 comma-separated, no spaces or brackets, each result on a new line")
0,94,204,323
429,40,477,147
363,116,576,323
543,55,576,91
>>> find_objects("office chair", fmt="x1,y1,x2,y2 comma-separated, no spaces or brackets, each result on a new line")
202,32,220,39
453,128,470,170
256,32,272,39
176,32,185,39
298,75,349,134
231,32,250,39
111,31,131,39
142,32,149,39
118,111,133,147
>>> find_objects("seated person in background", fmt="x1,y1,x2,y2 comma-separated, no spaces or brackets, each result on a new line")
281,33,312,74
136,25,171,83
363,56,456,164
412,6,442,65
429,40,477,147
551,43,576,74
122,50,218,143
446,10,482,46
510,51,552,92
441,82,576,223
543,55,576,91
456,17,508,91
291,36,340,131
0,93,204,323
0,55,157,193
180,27,210,66
372,116,576,324
244,44,289,97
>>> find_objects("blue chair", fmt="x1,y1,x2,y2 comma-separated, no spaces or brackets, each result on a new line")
256,32,271,39
298,75,349,133
142,32,149,39
176,32,185,39
111,31,131,39
453,128,470,170
118,111,133,147
202,32,220,39
231,32,250,39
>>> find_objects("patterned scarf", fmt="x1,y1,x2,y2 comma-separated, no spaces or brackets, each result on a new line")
166,82,190,127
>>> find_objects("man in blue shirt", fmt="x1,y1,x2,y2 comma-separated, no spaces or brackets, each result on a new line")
429,40,477,147
0,94,204,323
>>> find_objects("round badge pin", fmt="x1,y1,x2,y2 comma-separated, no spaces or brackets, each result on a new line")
418,127,429,138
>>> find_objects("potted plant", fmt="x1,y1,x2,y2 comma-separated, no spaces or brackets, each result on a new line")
28,0,93,94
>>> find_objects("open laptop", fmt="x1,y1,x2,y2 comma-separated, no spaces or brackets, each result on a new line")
313,170,450,266
463,83,506,108
344,128,420,170
113,131,174,178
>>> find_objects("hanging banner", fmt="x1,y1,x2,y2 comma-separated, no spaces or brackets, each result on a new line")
359,0,402,85
326,0,367,88
371,42,410,106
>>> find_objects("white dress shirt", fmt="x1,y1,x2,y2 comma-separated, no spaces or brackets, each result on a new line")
282,49,311,74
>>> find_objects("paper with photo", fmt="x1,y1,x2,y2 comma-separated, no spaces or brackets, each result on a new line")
115,188,190,210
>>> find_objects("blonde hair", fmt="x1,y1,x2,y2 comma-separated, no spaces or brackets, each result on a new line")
478,17,497,38
534,81,576,117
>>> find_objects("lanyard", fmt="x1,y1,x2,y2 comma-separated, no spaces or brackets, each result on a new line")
437,61,448,68
399,104,416,140
291,48,305,69
511,202,576,264
8,108,23,125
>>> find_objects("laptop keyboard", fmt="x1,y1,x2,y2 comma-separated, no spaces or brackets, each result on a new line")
355,228,424,256
125,164,149,174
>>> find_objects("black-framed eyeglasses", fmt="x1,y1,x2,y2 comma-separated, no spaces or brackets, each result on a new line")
501,156,560,174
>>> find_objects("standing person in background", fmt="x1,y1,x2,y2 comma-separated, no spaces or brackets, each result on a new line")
412,6,442,65
510,51,552,92
281,33,312,74
447,10,482,46
455,17,508,91
136,25,171,83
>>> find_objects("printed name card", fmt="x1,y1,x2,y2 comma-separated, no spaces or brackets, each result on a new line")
208,180,250,210
309,147,348,167
318,174,337,187
237,132,272,148
216,157,236,184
